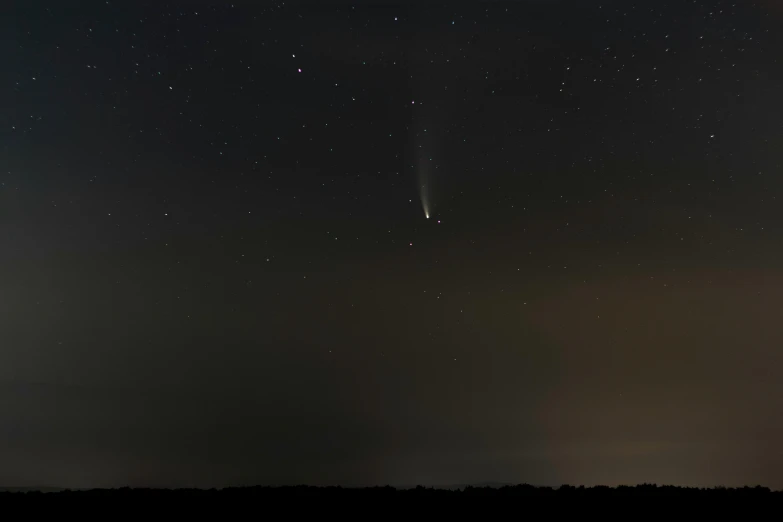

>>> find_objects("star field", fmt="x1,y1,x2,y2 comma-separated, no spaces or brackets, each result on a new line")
1,0,782,489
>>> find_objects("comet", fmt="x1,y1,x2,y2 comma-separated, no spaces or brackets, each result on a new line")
420,183,430,219
413,112,436,221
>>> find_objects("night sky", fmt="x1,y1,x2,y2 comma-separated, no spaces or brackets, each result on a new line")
3,0,783,489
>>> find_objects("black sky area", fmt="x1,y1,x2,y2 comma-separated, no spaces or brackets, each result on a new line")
2,0,783,489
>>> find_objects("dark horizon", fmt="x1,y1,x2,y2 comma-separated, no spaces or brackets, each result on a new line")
2,0,782,490
1,482,780,492
5,485,780,512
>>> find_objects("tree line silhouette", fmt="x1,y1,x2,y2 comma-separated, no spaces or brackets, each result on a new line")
1,483,779,510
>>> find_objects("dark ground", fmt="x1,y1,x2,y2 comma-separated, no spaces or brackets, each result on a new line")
2,484,780,511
